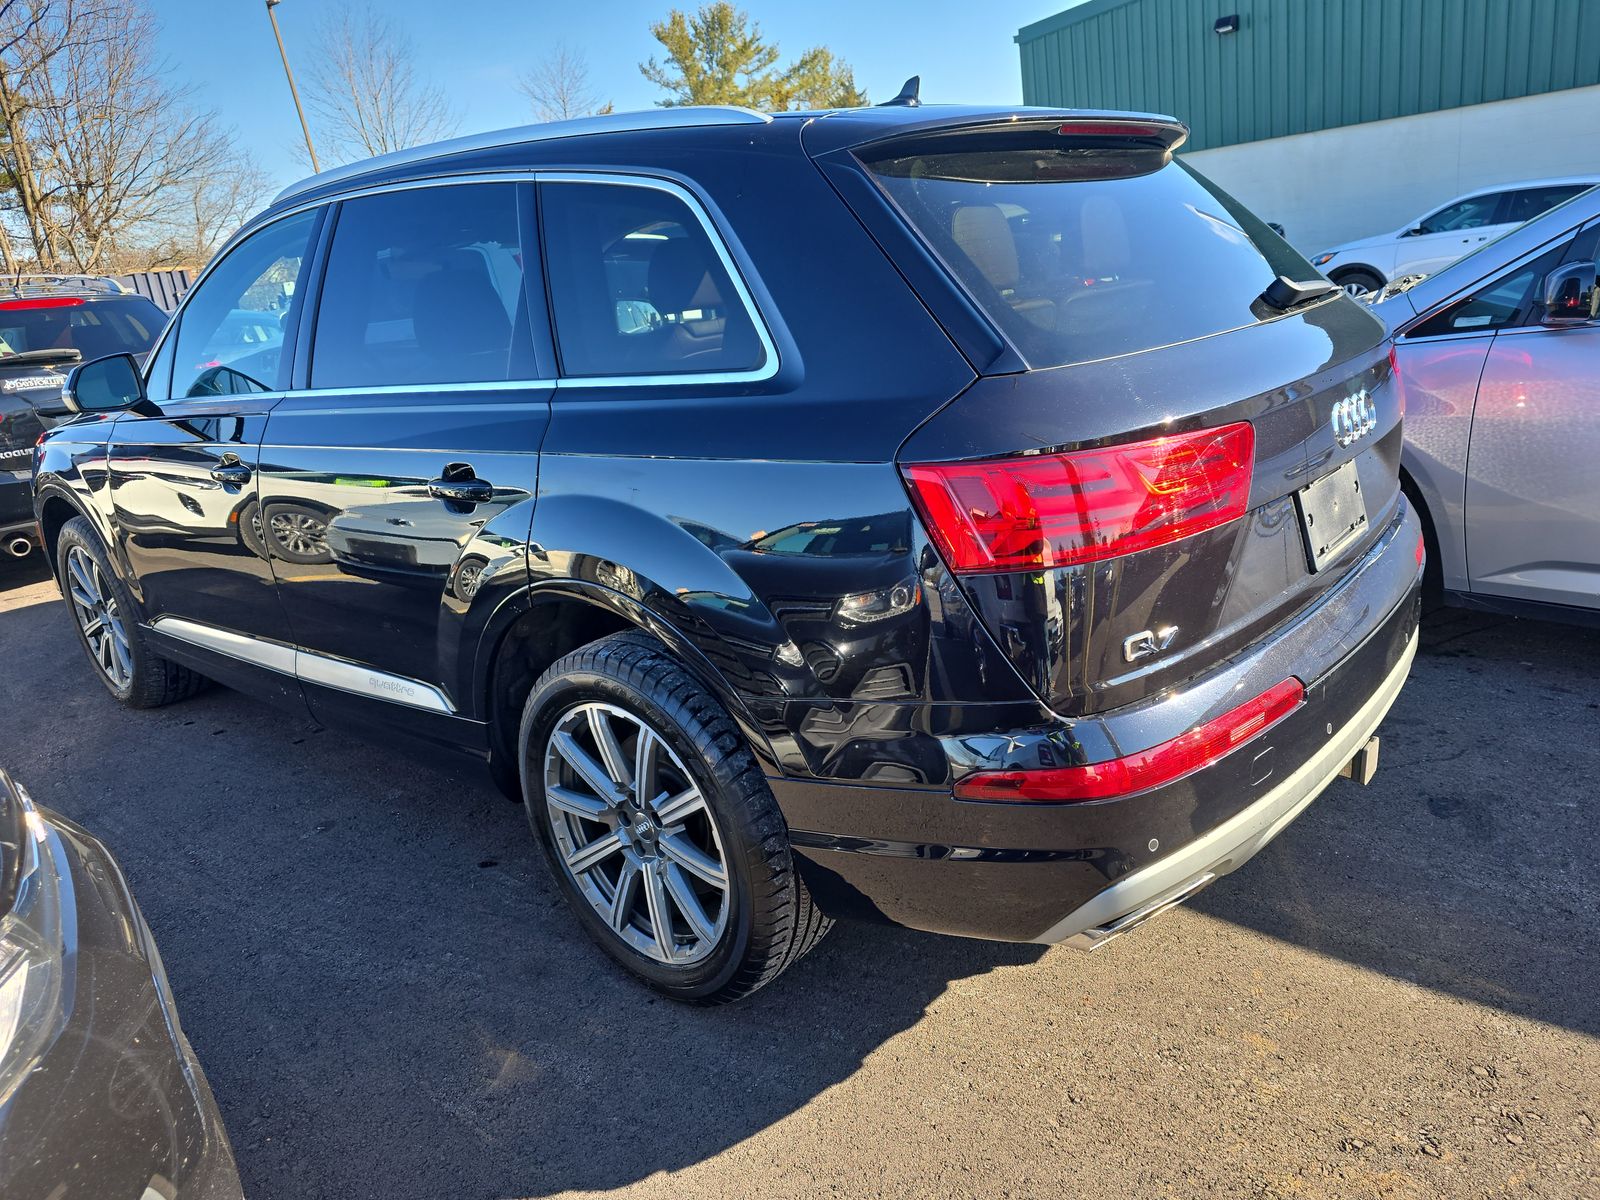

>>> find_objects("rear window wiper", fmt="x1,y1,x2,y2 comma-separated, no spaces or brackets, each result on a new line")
1255,275,1339,312
0,348,83,367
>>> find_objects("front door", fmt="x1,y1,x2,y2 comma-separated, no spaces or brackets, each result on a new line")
1467,317,1600,610
1394,191,1509,278
107,208,322,661
257,180,549,730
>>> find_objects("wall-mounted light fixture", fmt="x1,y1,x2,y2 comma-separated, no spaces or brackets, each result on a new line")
1215,14,1240,34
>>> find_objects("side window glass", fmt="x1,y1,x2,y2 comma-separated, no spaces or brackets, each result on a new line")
171,210,318,398
1504,185,1590,225
541,180,767,379
1415,195,1501,235
1408,245,1567,337
310,184,527,389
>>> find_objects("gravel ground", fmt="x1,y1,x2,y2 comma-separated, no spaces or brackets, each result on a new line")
2,556,1597,1200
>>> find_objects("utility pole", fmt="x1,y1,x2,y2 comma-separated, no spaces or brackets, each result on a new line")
265,0,320,173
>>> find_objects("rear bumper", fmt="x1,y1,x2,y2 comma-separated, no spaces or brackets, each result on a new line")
1036,624,1414,946
774,502,1423,942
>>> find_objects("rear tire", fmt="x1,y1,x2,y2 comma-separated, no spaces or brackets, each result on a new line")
56,516,209,709
519,631,830,1004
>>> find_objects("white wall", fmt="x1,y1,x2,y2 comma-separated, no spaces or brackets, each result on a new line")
1184,84,1600,255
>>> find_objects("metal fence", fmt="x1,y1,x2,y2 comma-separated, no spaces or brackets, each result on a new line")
116,269,193,311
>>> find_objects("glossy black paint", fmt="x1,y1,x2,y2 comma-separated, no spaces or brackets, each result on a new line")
0,776,243,1199
33,105,1421,942
910,303,1399,716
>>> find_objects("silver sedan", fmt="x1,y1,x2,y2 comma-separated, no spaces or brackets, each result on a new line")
1374,186,1600,622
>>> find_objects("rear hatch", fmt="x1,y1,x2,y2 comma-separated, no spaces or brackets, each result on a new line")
839,117,1399,716
0,349,79,470
0,293,167,470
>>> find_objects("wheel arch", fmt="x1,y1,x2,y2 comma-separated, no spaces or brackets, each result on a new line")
33,482,117,576
475,580,782,795
1399,463,1445,595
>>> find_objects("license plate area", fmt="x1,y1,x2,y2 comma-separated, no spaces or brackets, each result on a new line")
1296,459,1367,571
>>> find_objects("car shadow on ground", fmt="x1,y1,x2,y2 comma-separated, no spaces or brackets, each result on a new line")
4,567,1597,1196
0,577,1046,1198
1192,604,1600,1038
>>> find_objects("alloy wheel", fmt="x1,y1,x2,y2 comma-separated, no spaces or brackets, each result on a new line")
65,545,133,689
542,702,730,965
269,509,327,557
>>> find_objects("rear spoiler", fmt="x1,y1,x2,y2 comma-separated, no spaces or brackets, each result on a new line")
852,114,1189,165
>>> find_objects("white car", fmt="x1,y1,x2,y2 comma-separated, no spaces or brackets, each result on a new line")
1310,177,1599,295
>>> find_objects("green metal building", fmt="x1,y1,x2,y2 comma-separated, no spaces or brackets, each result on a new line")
1016,0,1600,251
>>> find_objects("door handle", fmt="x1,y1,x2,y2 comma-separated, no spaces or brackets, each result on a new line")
427,463,493,505
210,463,253,486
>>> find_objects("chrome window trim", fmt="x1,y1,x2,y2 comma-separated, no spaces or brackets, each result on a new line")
172,169,781,403
280,379,556,400
150,616,455,715
272,106,773,205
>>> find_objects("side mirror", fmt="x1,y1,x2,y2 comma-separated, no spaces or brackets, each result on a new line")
1402,226,1426,238
1542,261,1600,325
62,353,145,414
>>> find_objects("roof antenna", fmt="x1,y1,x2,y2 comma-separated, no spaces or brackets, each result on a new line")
880,76,921,107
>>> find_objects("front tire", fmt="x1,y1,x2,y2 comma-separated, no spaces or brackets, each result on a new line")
56,516,208,708
1333,267,1384,297
519,632,830,1004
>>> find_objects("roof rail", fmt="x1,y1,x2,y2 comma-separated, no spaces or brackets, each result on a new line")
273,105,774,205
0,273,127,298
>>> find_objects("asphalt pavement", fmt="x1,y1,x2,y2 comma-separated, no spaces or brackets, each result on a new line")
2,554,1596,1200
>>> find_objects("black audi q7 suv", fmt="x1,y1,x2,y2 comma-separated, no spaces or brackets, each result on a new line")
33,103,1422,1002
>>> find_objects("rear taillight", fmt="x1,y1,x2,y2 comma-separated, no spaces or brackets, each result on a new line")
902,423,1254,575
955,677,1304,803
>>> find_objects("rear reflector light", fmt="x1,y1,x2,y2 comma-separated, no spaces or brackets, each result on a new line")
903,423,1254,574
0,297,84,310
1415,532,1426,566
1057,121,1168,139
955,678,1304,803
1389,344,1405,418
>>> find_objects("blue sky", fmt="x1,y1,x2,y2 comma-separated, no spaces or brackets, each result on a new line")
154,0,1078,191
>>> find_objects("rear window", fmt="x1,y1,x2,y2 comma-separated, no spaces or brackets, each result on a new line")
861,128,1324,368
0,296,162,362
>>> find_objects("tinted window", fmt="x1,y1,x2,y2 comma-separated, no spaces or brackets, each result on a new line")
1504,185,1592,225
1415,194,1502,235
864,137,1321,368
172,210,318,398
0,295,163,362
1408,245,1566,337
541,181,766,379
311,184,527,389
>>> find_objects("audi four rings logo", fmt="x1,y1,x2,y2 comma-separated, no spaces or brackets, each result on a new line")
1331,389,1377,448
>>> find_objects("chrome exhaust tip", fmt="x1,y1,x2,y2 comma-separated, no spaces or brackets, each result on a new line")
5,535,33,558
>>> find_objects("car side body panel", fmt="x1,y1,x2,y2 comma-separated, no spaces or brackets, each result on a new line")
1394,335,1491,592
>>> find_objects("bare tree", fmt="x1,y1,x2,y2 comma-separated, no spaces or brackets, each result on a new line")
0,0,264,272
518,43,612,123
301,7,458,165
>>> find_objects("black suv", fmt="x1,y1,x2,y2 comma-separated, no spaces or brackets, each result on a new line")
0,276,167,561
34,104,1422,1002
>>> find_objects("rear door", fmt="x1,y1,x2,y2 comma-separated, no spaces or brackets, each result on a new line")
107,209,321,649
258,179,550,727
1464,224,1600,609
